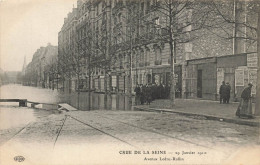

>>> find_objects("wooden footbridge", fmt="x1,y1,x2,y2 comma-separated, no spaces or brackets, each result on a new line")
0,99,77,111
0,99,27,107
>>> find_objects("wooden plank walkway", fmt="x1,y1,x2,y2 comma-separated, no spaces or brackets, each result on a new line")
0,99,77,111
58,103,77,111
0,99,27,107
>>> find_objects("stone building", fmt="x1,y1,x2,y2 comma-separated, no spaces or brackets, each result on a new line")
24,44,58,88
58,0,258,101
58,0,189,95
58,6,78,92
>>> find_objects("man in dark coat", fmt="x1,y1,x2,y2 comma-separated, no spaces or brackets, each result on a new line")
146,84,152,105
140,84,144,104
225,82,231,104
158,83,163,99
161,84,166,99
219,81,226,104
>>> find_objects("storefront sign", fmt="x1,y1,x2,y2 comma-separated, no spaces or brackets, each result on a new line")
248,69,257,94
217,68,224,93
247,53,258,68
235,69,244,86
188,57,216,65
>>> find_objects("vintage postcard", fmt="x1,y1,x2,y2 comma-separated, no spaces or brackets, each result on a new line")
0,0,260,164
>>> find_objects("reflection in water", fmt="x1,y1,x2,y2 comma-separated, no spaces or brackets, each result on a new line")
0,84,134,111
57,92,134,110
0,84,134,130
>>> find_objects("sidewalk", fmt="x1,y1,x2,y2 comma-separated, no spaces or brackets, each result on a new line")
134,99,260,126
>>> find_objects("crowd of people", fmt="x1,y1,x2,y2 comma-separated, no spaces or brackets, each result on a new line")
134,81,254,119
219,81,231,104
134,84,170,105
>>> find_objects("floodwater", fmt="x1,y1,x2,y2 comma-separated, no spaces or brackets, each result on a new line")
0,84,133,109
0,105,56,130
0,84,133,129
0,84,60,129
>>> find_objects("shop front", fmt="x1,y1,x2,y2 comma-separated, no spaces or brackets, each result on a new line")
185,53,254,101
151,65,182,98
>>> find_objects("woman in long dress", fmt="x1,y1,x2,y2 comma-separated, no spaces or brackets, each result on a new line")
236,83,253,118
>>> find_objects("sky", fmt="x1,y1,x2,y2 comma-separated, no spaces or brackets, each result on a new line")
0,0,77,71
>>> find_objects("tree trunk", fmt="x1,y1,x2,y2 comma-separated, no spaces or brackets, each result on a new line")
62,79,65,92
57,73,59,90
169,41,175,107
52,77,54,90
255,10,260,116
88,58,91,111
77,74,80,110
88,75,91,111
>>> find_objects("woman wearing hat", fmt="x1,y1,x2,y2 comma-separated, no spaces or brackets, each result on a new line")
236,83,254,118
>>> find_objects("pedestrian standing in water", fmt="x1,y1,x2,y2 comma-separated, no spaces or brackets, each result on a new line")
219,81,226,104
236,83,254,119
226,82,231,104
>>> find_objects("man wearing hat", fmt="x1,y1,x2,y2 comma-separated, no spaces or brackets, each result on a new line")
225,82,231,104
219,81,226,104
236,83,254,118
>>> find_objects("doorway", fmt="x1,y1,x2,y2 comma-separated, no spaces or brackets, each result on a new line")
224,73,235,101
197,70,202,98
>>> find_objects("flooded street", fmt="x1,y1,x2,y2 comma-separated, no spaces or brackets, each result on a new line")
0,84,132,144
0,85,61,131
0,84,259,165
0,84,133,110
0,84,61,131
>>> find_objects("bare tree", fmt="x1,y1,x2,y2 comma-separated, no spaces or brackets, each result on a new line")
114,0,212,107
209,1,260,115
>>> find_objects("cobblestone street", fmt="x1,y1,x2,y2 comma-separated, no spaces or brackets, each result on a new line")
1,110,259,165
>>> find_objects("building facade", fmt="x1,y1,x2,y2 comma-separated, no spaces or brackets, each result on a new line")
58,0,258,101
24,44,58,88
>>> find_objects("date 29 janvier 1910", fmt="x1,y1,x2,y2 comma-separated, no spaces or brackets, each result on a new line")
119,150,207,155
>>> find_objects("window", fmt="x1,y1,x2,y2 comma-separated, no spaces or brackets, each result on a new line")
146,49,150,64
96,5,99,16
118,13,122,22
155,17,160,26
146,1,150,13
141,2,144,16
140,50,144,66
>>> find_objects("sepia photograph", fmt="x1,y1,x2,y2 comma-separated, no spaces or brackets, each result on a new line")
0,0,260,164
